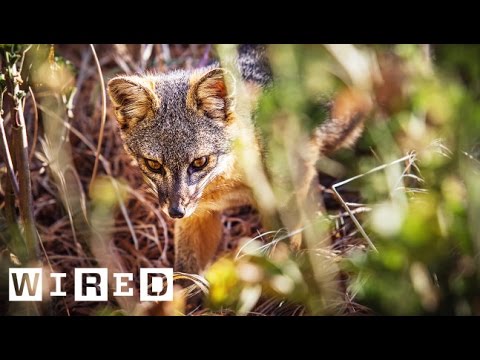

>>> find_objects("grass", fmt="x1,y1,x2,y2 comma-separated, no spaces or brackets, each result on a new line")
1,44,479,315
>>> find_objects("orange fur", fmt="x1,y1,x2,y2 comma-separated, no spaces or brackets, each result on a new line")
175,210,223,273
108,57,369,276
174,152,256,273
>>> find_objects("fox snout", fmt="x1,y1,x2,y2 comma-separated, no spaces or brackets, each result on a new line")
166,196,188,219
158,191,198,220
168,204,185,219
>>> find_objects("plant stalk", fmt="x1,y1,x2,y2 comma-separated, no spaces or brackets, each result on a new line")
10,61,39,261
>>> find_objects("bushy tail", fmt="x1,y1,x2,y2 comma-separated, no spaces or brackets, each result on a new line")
313,88,372,156
235,45,371,156
237,44,273,88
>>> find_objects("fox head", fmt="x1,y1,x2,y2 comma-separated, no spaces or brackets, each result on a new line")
107,67,235,219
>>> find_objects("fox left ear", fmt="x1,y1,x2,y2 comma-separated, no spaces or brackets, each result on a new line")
188,68,231,121
107,75,159,130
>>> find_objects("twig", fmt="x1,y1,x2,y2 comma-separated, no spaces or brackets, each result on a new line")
113,44,141,74
110,177,139,250
18,45,32,75
56,168,79,245
235,215,333,260
73,48,92,107
390,151,418,197
161,44,171,63
332,153,416,253
0,87,20,197
123,184,169,261
463,151,480,167
421,44,432,71
173,272,210,296
37,103,140,250
140,44,154,71
197,44,212,68
10,58,40,261
335,154,416,189
235,230,279,260
3,170,24,256
332,184,377,252
28,86,39,162
88,44,107,196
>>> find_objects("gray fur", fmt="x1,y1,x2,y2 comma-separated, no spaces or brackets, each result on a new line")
237,44,273,87
112,45,273,218
122,68,233,215
108,44,370,274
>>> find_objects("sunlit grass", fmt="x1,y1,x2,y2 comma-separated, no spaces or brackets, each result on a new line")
1,44,480,315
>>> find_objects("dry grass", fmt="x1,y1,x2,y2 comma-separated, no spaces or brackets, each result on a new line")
2,44,369,315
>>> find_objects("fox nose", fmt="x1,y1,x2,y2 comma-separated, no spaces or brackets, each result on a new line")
168,205,185,219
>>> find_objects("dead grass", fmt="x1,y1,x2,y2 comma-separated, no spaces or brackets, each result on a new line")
3,44,369,315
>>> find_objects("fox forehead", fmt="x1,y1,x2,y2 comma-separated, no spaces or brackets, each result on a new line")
124,104,230,165
126,120,229,161
150,65,217,110
117,67,232,164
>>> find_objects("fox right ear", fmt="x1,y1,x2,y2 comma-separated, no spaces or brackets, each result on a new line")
187,68,232,121
107,76,159,130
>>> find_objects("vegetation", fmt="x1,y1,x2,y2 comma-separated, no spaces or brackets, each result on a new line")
0,44,479,315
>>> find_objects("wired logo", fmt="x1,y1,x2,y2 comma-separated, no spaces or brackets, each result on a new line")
9,268,173,302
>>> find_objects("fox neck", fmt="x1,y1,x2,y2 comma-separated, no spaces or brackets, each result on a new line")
195,118,260,214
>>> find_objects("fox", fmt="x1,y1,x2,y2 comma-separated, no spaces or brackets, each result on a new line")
107,44,371,275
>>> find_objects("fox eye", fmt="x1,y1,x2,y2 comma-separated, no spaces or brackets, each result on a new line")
145,159,165,174
190,156,209,171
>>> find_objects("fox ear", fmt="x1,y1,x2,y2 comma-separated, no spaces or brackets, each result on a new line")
188,68,231,121
107,76,159,130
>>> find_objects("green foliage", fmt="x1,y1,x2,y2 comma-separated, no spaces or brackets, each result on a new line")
2,44,480,315
341,45,480,315
205,243,311,315
212,44,480,315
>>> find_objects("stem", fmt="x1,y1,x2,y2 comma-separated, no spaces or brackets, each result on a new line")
10,61,39,261
28,86,39,162
2,170,24,259
0,88,20,197
88,44,107,196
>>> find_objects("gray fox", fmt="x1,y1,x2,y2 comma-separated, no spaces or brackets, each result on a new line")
107,44,371,275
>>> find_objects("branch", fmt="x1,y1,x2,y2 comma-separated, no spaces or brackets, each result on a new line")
10,60,39,261
0,86,20,197
28,86,39,162
88,44,107,196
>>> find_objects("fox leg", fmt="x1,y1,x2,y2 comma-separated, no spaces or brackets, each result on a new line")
174,210,223,275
